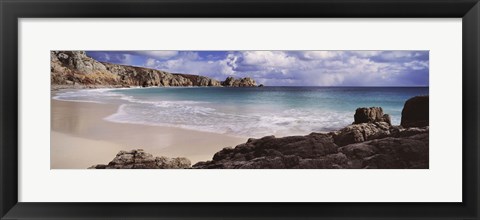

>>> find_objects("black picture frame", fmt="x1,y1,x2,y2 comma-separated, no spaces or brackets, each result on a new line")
1,0,479,219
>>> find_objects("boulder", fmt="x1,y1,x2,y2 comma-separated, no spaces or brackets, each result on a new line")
193,133,339,169
332,122,391,146
401,96,429,128
354,107,391,125
89,149,191,169
338,133,429,169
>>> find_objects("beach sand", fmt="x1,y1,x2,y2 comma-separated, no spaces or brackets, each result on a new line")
51,99,247,169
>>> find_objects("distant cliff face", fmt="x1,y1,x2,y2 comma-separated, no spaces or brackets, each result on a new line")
51,51,256,89
51,51,118,86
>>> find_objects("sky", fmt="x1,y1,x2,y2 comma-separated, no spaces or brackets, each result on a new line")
86,50,429,87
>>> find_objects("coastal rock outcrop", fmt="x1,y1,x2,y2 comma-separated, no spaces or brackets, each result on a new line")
89,149,191,169
51,51,253,89
173,73,222,86
221,76,257,87
354,107,391,125
338,133,428,169
332,122,391,147
192,124,428,169
401,96,429,128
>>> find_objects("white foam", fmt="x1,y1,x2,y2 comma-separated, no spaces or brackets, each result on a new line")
52,89,118,103
104,101,353,137
55,88,373,137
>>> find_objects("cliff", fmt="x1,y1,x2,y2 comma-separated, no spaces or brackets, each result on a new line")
51,51,256,89
90,96,429,169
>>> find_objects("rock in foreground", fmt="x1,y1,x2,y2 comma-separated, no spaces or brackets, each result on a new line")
192,125,428,169
89,149,191,169
401,96,429,128
354,107,391,125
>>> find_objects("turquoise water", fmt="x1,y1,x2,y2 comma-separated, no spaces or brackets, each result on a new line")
54,87,428,137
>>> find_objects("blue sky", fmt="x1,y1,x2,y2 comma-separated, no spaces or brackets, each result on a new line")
86,50,429,86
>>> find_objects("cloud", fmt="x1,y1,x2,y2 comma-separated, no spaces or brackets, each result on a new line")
298,51,341,60
132,51,178,60
151,52,235,77
87,50,429,86
239,51,296,67
404,60,429,70
145,58,157,67
370,51,428,63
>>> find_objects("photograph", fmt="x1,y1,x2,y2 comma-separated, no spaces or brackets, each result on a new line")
51,50,429,169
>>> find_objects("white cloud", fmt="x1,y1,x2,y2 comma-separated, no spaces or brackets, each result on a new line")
152,52,235,78
143,50,428,86
135,51,178,59
404,60,429,70
240,51,296,68
351,51,382,58
300,51,340,60
377,51,420,61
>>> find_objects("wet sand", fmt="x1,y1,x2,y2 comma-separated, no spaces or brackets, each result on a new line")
51,99,246,169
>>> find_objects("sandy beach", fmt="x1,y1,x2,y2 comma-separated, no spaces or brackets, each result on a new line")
51,97,246,169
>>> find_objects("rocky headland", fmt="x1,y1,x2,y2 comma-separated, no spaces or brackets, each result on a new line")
51,51,257,89
90,96,429,169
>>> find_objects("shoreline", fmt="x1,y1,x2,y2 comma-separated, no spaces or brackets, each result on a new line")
51,98,246,169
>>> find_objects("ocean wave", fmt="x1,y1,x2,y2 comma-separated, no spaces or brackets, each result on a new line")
53,88,210,106
53,89,122,103
104,102,354,137
118,95,209,107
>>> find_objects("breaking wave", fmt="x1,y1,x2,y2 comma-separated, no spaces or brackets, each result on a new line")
53,87,412,137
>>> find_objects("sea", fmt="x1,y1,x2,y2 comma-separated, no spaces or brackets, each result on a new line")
53,87,428,138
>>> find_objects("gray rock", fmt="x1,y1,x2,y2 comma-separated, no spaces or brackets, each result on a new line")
332,122,391,146
354,107,391,125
